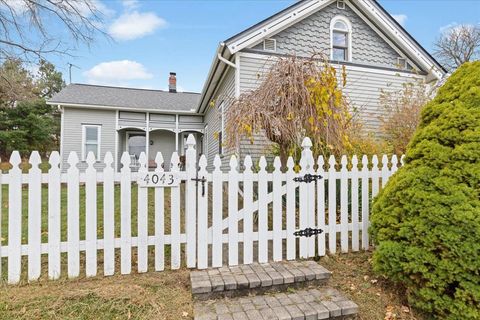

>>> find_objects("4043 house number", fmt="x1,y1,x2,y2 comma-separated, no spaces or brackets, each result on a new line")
138,172,180,187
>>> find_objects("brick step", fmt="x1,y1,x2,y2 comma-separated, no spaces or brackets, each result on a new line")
191,260,331,301
193,287,358,320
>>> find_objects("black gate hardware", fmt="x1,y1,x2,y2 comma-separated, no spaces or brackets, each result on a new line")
191,175,207,197
293,174,323,183
294,228,324,238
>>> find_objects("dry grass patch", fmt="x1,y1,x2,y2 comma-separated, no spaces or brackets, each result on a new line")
0,268,193,320
319,251,427,320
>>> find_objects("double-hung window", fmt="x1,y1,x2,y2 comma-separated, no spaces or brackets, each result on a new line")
331,18,351,62
82,124,101,160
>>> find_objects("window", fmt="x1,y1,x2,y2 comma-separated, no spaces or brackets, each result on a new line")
331,17,352,62
263,38,277,52
397,57,414,70
337,0,345,9
82,125,101,161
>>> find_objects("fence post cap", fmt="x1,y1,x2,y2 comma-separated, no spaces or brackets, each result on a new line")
186,134,196,147
104,152,113,166
301,137,312,148
9,151,21,166
29,151,41,166
86,151,96,165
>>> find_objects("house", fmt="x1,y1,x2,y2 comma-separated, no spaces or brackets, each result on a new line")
48,0,447,171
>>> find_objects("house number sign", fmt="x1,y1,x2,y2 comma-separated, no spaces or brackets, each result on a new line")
138,172,180,187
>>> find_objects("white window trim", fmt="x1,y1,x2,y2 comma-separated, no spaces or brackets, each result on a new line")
330,15,353,62
204,124,208,155
263,38,277,52
81,124,101,161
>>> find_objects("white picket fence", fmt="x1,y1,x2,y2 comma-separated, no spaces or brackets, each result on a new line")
0,135,403,284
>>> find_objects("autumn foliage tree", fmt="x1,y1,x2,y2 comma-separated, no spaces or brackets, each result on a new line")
225,54,355,167
379,79,430,154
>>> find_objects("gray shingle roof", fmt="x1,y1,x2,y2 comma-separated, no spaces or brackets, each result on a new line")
49,84,201,112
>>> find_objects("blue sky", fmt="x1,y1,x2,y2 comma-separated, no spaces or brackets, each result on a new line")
49,0,480,93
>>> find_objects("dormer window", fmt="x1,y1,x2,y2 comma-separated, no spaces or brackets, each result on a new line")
331,17,352,62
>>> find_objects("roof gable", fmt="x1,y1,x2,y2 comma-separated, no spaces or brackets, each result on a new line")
249,1,409,70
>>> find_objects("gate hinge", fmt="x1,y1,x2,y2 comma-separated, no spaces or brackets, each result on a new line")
294,228,323,238
293,174,323,183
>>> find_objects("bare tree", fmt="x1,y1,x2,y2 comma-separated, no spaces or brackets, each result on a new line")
0,0,108,63
434,24,480,71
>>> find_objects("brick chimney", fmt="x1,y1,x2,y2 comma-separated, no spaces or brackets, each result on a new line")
169,72,177,93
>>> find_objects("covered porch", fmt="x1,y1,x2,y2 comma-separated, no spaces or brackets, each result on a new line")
115,111,204,171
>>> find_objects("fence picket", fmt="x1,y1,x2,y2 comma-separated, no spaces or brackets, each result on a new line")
67,152,80,278
272,157,282,261
120,152,132,274
381,155,389,187
137,152,148,273
316,156,326,256
228,156,239,266
328,155,337,254
211,155,223,268
103,152,115,276
154,153,165,271
286,157,296,260
361,155,370,249
197,155,208,269
28,152,42,281
8,152,22,284
340,156,348,253
0,157,2,278
85,152,97,277
391,155,399,175
48,152,61,280
170,152,181,269
243,156,254,265
258,156,268,263
185,135,197,268
371,155,380,198
351,155,360,252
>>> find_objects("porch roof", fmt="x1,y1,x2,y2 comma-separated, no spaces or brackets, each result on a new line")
49,83,201,113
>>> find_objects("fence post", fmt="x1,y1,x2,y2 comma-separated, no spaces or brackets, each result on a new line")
299,137,312,258
328,155,337,254
212,155,223,268
120,152,132,274
316,156,326,256
185,134,197,269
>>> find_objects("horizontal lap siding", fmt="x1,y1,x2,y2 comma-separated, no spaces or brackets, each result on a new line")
62,107,116,171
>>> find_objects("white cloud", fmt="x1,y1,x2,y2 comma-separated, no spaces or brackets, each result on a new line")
122,0,139,10
108,11,166,41
392,14,407,26
84,60,153,85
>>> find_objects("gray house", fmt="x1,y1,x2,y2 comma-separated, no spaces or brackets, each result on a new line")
48,0,446,171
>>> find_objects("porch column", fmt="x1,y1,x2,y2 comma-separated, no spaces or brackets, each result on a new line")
175,114,179,151
146,112,150,164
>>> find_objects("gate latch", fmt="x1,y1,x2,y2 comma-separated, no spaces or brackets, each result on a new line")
293,174,323,183
191,175,207,196
294,228,323,238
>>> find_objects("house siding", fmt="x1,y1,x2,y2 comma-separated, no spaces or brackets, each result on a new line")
62,107,116,171
251,1,407,70
203,67,236,170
